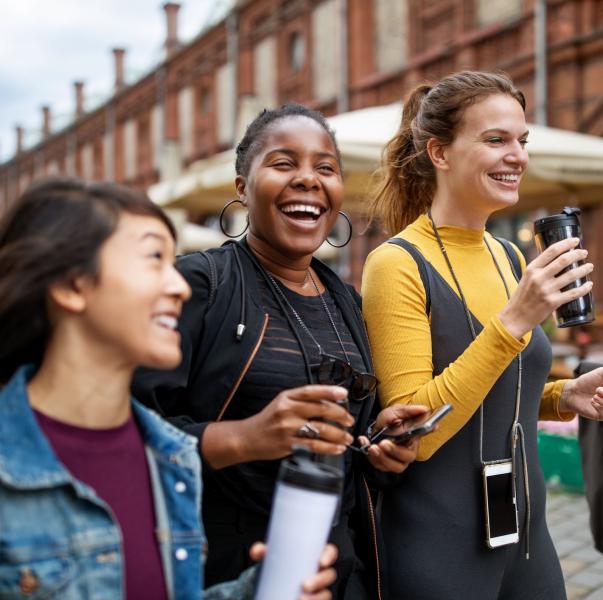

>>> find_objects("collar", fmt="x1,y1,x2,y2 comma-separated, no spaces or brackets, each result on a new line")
0,365,197,490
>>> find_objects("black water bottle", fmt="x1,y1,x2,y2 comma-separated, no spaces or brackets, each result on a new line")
254,447,343,600
534,207,595,327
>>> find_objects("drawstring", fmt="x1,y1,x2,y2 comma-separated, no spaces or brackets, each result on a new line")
231,243,247,341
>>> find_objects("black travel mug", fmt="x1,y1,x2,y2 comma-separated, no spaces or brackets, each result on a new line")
533,207,595,328
255,447,343,600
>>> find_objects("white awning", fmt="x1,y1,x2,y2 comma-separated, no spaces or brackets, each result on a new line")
149,102,603,214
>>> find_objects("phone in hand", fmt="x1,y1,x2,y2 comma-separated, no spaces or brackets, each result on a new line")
370,404,453,445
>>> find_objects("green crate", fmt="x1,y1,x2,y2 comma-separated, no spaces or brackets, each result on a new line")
537,431,584,493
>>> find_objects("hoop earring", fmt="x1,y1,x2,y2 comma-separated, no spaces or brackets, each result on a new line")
219,199,249,238
327,211,353,248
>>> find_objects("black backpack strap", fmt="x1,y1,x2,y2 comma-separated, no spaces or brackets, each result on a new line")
199,250,218,307
494,237,522,282
387,238,431,315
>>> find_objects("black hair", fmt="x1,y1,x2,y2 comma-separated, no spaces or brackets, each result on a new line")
235,103,342,177
0,176,177,384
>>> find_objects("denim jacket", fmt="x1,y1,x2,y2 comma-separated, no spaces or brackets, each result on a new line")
0,366,256,599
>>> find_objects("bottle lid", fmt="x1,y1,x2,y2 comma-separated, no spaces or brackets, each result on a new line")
279,446,343,494
534,207,581,234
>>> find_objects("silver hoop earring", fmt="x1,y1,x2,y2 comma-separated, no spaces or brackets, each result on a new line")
219,199,249,238
327,211,353,248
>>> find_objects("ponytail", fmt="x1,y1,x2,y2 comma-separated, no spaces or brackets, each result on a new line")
368,84,435,235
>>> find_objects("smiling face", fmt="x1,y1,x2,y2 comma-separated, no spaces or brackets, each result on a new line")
76,213,191,370
236,115,344,261
437,93,529,218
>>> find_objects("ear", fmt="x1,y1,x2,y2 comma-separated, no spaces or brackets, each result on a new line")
235,175,247,206
426,138,450,172
47,275,90,314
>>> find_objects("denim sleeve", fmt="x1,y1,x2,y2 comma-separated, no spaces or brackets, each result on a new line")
204,565,258,600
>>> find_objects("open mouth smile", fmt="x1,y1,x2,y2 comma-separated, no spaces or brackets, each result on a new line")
152,314,179,331
279,202,327,223
488,172,521,185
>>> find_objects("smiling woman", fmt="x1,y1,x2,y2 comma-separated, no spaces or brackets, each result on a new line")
0,177,283,600
362,71,603,600
133,103,427,600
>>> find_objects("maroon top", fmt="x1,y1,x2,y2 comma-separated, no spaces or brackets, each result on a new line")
35,409,168,600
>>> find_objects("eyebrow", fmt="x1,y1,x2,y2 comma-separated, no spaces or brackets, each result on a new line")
140,232,168,243
481,128,530,137
264,148,338,160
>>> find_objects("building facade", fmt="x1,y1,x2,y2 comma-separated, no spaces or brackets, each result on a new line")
2,0,603,288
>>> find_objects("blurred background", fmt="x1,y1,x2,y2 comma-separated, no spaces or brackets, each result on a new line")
2,1,603,595
3,3,603,357
4,0,603,369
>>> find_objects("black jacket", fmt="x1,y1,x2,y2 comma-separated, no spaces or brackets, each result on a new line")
133,239,385,599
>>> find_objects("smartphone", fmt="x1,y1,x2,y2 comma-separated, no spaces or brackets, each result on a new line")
371,404,453,445
482,461,519,548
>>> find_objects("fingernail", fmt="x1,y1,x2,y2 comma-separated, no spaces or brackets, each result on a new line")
345,434,354,444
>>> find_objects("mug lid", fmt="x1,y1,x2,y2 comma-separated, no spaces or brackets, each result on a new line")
279,446,343,494
534,207,581,234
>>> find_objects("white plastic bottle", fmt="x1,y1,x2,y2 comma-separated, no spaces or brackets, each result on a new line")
255,448,343,600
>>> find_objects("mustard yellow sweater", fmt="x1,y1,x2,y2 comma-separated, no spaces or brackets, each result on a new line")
362,214,573,461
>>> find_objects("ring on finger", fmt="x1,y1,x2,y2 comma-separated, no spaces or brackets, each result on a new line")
297,421,320,439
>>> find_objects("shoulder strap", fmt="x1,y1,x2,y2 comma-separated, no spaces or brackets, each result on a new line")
199,250,218,307
386,238,431,315
494,237,522,282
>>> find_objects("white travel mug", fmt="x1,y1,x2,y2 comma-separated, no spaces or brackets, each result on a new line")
254,448,343,600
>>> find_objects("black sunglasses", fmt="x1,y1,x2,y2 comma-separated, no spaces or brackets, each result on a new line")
315,353,378,402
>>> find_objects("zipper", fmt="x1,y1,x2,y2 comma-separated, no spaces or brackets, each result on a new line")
362,474,382,600
357,306,376,373
216,313,269,421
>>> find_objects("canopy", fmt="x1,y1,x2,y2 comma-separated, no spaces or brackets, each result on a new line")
149,102,603,215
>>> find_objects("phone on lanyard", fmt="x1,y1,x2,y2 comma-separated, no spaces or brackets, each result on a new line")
482,460,519,548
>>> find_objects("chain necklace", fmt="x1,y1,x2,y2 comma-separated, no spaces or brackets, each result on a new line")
264,269,350,363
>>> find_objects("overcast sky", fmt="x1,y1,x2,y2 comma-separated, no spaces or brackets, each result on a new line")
0,1,225,163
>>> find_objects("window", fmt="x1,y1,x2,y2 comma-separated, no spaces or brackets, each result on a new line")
289,32,305,72
476,0,522,27
312,0,340,101
375,0,408,73
254,36,277,109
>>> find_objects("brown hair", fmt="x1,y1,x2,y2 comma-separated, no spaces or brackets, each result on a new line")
0,177,176,384
368,70,526,235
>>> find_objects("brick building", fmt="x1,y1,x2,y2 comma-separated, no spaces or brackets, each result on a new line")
1,0,603,288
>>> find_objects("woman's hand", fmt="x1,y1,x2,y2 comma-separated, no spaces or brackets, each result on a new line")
249,542,337,600
498,238,593,340
359,404,430,473
559,368,603,419
202,385,354,468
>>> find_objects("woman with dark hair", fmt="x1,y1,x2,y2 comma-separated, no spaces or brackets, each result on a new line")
134,103,426,599
0,177,335,599
362,70,603,599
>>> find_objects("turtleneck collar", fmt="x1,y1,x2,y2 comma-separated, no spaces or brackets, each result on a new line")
416,213,485,248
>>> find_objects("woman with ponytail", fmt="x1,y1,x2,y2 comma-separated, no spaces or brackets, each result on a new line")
362,71,603,599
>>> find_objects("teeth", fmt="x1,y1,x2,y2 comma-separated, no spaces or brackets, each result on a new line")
154,315,178,330
281,204,321,216
490,173,519,182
